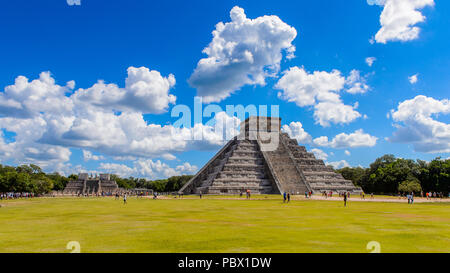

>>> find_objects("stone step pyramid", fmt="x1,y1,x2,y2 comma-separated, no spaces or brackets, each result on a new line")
179,117,362,195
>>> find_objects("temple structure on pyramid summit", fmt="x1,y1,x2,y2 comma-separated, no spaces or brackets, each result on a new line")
179,116,362,195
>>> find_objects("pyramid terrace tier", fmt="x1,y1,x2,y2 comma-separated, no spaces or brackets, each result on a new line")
208,185,275,194
302,172,345,180
297,165,336,172
212,178,273,186
216,170,266,180
290,151,316,159
226,157,264,165
222,164,265,172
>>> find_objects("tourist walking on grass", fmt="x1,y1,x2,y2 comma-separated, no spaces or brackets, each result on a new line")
123,193,127,205
287,193,291,203
343,192,347,207
283,192,287,203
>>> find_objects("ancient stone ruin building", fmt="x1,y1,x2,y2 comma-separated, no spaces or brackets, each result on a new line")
63,173,119,195
179,116,362,195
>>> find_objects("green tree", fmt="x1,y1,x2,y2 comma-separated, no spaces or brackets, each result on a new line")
46,172,69,191
398,179,422,193
417,158,450,193
337,167,366,187
31,176,53,194
68,174,78,180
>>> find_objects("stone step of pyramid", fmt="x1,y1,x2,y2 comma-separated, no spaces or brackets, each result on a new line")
222,164,265,171
291,152,316,159
297,165,334,172
286,139,298,145
209,184,273,190
217,175,266,181
234,143,259,148
234,143,259,149
289,146,307,153
295,158,325,165
227,158,264,165
304,174,344,180
208,186,274,194
236,141,258,146
228,154,263,160
217,172,265,179
233,149,261,157
268,165,308,191
213,177,271,183
261,135,311,193
303,171,342,176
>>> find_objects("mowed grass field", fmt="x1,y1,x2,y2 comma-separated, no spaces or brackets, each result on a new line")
0,196,449,253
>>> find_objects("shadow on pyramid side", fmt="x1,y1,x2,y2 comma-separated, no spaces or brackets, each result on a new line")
179,117,363,195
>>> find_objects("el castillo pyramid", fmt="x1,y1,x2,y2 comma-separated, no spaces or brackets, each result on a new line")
179,116,362,195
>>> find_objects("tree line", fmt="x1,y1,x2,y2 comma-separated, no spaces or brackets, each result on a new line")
0,163,193,195
110,174,193,192
1,154,448,196
336,155,449,195
0,164,71,195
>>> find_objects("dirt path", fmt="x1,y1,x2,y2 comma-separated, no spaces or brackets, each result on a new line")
306,195,450,203
143,195,450,203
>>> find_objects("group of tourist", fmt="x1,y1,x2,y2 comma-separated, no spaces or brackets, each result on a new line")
322,191,334,198
0,192,34,200
425,192,446,199
359,192,375,199
75,192,116,197
407,192,415,204
304,191,313,198
283,192,291,203
239,189,252,199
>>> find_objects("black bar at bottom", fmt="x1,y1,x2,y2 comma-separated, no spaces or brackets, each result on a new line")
0,253,447,272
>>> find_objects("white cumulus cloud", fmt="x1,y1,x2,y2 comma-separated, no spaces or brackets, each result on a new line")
281,121,312,144
408,74,419,84
100,160,198,179
327,160,350,169
275,67,368,126
311,148,328,161
73,66,176,114
188,6,297,103
82,150,105,161
313,129,378,148
369,0,435,44
388,95,450,153
0,70,240,170
365,57,377,67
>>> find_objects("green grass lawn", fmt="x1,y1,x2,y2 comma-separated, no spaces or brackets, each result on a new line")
0,196,449,253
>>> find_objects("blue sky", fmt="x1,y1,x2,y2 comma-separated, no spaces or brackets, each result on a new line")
0,0,448,178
